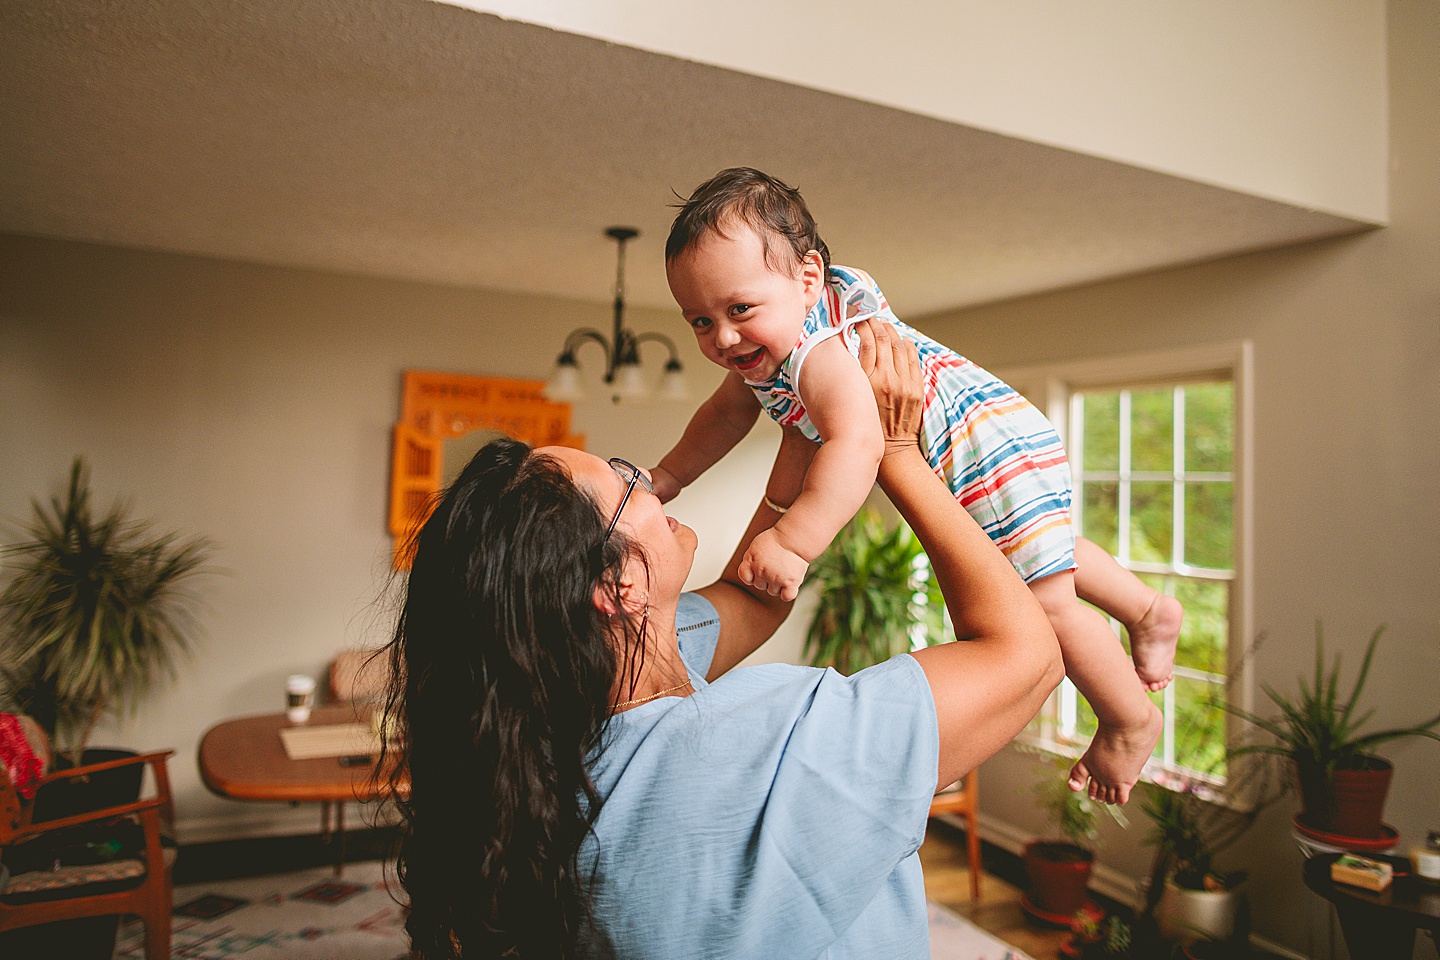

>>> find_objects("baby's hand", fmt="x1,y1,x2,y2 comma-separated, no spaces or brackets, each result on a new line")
649,466,682,504
738,528,810,601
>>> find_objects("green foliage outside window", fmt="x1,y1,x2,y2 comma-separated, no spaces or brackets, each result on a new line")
1068,380,1236,778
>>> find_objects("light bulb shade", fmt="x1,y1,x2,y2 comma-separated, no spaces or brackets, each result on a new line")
543,359,584,402
659,366,689,400
612,362,649,401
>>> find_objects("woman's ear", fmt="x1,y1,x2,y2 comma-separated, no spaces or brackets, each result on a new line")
592,576,648,618
800,250,825,308
592,578,622,618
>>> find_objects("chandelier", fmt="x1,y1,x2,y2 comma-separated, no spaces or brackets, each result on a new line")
543,227,688,404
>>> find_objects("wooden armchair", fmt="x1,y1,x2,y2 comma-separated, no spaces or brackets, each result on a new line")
929,769,982,901
0,747,176,960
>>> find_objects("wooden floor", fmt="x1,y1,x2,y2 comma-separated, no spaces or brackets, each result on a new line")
921,821,1073,960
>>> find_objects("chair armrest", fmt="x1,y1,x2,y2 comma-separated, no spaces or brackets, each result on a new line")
10,795,167,841
26,750,176,834
37,750,176,785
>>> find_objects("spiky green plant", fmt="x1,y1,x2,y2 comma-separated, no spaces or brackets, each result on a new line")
0,458,212,760
1222,623,1440,834
1225,624,1440,772
802,507,947,676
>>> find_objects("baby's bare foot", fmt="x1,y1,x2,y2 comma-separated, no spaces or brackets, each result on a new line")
1129,592,1182,691
1067,705,1163,805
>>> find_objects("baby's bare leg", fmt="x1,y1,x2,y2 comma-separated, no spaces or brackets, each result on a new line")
1073,537,1182,692
1029,570,1162,805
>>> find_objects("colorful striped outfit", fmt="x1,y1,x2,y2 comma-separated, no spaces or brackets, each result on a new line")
747,265,1076,582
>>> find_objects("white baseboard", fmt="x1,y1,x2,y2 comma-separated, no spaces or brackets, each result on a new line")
942,813,1313,960
949,812,1140,908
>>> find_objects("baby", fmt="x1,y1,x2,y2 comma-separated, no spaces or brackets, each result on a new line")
650,168,1180,804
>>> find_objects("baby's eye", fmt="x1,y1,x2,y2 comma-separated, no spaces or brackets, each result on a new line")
731,304,751,317
689,316,712,331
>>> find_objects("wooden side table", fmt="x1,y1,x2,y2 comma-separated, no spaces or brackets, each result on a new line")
1303,853,1440,959
198,706,407,873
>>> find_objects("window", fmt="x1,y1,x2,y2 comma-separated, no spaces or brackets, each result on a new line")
1000,344,1251,783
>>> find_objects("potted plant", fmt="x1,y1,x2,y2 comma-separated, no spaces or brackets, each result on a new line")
1138,779,1253,947
1224,624,1440,841
0,458,211,780
803,507,948,674
1022,755,1124,926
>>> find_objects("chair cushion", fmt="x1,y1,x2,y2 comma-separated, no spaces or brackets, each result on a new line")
0,858,147,904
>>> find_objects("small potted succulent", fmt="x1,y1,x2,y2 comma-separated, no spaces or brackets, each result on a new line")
1225,624,1440,841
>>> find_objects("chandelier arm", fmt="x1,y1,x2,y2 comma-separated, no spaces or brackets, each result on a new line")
630,331,683,368
560,328,614,375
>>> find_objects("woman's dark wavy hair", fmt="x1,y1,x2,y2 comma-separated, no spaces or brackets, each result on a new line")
665,166,831,274
377,438,644,959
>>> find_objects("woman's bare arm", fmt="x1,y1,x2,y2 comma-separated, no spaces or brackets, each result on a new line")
855,321,1064,790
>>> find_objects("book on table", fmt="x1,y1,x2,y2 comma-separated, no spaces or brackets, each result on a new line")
1331,854,1394,892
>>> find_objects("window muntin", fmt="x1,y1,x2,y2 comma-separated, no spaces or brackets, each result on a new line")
1051,379,1236,779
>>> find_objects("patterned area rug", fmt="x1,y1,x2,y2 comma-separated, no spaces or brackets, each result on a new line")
114,862,1030,959
114,861,406,960
927,901,1034,960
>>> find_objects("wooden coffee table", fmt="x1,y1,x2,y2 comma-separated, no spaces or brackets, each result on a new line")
198,705,407,873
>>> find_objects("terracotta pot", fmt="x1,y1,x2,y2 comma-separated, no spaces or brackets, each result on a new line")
1294,754,1393,839
1329,762,1393,839
1024,840,1094,917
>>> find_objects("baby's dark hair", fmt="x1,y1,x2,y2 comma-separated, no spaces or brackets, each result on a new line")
666,167,831,275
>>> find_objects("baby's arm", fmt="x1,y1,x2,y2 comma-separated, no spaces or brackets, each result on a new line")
740,336,884,598
651,373,761,503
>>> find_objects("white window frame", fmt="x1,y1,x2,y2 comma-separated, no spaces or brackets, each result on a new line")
994,341,1254,785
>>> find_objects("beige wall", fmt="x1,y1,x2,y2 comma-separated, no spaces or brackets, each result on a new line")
453,0,1388,221
918,3,1437,955
0,235,809,841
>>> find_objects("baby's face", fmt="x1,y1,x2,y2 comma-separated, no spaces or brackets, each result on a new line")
666,221,822,383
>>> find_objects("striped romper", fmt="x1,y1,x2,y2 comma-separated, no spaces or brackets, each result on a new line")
747,264,1077,583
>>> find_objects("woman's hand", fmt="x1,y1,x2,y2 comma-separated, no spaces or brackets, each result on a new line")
853,319,924,459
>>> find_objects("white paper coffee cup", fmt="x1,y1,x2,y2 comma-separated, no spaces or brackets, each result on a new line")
286,674,316,723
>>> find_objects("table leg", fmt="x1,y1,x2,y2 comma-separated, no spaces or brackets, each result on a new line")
333,801,346,877
1332,898,1416,959
320,800,332,843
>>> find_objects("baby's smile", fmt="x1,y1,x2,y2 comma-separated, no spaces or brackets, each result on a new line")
728,346,767,373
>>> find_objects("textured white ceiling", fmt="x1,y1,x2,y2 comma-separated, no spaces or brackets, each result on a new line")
0,0,1367,317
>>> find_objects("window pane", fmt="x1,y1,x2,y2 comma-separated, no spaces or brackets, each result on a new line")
1184,481,1233,569
1129,481,1173,562
1131,388,1174,473
1081,392,1119,471
1081,481,1119,554
1172,676,1228,777
1171,577,1229,674
1184,382,1233,473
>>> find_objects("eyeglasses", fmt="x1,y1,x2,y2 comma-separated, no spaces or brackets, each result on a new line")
604,458,653,540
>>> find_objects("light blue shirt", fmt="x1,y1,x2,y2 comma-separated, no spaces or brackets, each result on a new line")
583,593,940,959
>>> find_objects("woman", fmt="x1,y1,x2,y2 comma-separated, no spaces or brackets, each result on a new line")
380,321,1063,959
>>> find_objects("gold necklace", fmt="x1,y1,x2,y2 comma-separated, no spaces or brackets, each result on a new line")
614,678,693,709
